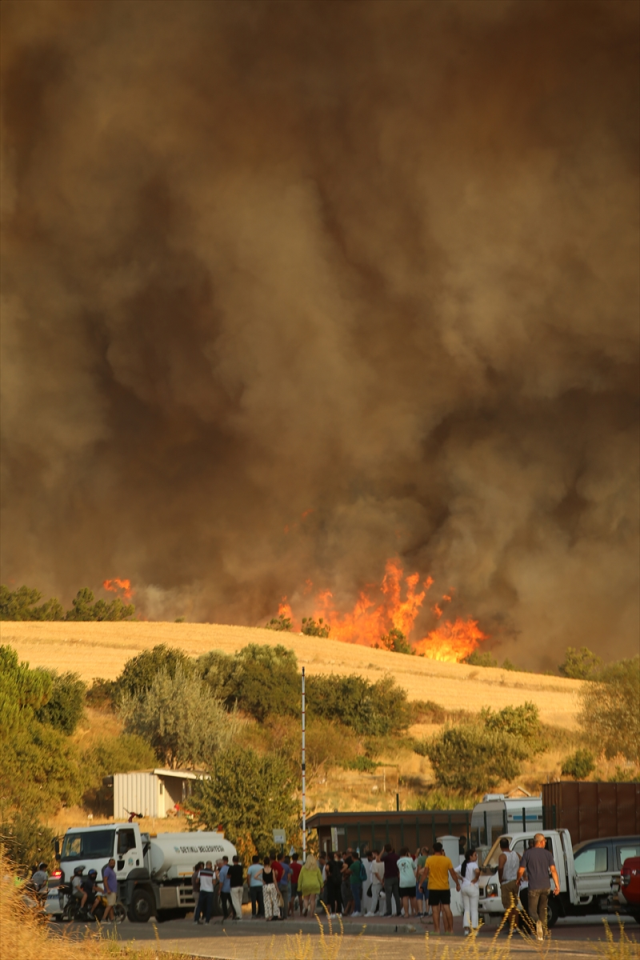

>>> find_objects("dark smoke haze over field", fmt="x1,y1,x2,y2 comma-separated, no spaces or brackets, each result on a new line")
1,0,638,668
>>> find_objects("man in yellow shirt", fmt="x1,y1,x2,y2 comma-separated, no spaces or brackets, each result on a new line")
425,842,460,934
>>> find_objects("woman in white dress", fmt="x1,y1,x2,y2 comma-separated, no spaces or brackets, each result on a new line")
456,848,480,935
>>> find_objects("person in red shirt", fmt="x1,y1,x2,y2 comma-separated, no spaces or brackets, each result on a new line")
270,849,284,886
289,853,302,916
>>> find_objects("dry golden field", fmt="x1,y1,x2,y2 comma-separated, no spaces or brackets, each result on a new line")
2,620,582,728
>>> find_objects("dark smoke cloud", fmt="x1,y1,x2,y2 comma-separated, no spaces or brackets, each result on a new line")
1,0,638,668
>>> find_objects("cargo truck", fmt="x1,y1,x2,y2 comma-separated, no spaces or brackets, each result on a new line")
542,781,640,843
46,822,237,922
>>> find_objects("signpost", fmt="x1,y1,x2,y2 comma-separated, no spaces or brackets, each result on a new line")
302,666,307,863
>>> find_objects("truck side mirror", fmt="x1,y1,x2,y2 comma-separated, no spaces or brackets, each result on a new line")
54,838,61,861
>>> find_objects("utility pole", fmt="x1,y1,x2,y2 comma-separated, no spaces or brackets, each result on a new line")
302,666,307,862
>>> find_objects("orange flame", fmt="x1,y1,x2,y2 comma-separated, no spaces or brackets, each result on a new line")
103,578,134,600
282,559,488,662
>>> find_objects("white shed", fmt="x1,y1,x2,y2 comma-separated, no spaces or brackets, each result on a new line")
111,769,201,819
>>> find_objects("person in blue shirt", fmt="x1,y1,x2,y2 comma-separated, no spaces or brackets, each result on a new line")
217,856,233,920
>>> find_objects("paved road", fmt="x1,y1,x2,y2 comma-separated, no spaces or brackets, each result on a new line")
55,912,639,959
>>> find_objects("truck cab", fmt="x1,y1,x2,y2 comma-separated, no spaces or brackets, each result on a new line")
478,830,640,928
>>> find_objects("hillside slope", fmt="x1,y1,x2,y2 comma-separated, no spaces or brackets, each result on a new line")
1,620,582,727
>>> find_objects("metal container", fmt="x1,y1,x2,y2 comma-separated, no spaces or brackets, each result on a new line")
543,781,640,844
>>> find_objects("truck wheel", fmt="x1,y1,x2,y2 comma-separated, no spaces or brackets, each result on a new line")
546,898,559,929
129,889,155,923
632,910,640,925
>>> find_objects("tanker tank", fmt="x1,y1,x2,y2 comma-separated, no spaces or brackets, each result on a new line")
146,832,237,880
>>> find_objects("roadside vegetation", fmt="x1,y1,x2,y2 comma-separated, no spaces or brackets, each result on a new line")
1,639,637,872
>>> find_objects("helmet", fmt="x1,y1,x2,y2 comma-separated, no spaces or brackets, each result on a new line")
74,867,84,876
88,869,97,877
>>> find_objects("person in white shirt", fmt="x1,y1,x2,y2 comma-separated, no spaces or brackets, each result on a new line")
456,848,480,935
498,837,521,931
397,847,418,918
365,851,385,916
361,853,374,915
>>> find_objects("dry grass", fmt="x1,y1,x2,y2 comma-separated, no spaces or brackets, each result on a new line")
0,860,191,960
1,621,583,728
1,856,636,960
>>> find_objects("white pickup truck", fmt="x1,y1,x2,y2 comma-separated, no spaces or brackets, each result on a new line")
478,829,640,927
47,822,237,922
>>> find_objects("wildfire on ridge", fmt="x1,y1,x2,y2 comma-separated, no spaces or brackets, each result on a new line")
279,558,489,663
103,578,134,600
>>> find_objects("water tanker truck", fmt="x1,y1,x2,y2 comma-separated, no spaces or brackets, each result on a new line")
48,821,237,921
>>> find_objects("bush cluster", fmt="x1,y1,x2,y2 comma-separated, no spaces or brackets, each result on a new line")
416,702,543,793
0,584,134,621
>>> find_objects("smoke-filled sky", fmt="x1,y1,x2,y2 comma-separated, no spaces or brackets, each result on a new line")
2,0,638,668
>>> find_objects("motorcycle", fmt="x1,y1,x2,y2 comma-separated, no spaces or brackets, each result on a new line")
45,883,126,923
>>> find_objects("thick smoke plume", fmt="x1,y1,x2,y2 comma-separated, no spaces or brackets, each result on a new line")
1,0,638,668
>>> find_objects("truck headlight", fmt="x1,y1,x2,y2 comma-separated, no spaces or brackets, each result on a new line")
486,883,499,898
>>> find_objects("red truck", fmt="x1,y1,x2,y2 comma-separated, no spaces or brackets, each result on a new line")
620,856,640,923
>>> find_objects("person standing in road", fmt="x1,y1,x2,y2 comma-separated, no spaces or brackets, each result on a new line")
195,861,215,924
516,834,560,942
289,853,302,916
102,858,118,923
425,842,460,935
498,838,521,932
518,838,536,918
397,847,417,918
366,851,385,917
298,854,323,917
261,857,280,921
247,855,264,918
218,856,233,921
347,851,365,917
326,852,343,917
229,855,244,920
381,844,401,917
456,848,480,936
278,855,292,919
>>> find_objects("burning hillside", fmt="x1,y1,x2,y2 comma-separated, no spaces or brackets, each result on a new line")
276,558,488,663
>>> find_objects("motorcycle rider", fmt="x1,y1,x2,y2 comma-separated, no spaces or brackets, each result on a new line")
30,862,48,894
79,869,103,920
71,866,84,900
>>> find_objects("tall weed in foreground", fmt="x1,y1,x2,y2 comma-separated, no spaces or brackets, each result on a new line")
0,858,191,960
598,920,640,960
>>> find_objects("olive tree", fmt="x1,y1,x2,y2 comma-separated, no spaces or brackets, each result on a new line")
119,667,238,768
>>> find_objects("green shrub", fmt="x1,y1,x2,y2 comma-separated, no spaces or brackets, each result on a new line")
559,646,602,680
199,645,300,722
608,766,640,783
1,720,84,813
264,614,291,631
117,644,192,699
341,756,379,772
409,700,448,724
35,671,86,735
86,677,118,709
463,651,498,668
191,747,299,858
0,584,64,621
423,724,525,793
301,617,330,638
0,809,56,871
64,587,135,622
119,666,238,768
480,701,544,751
0,646,52,730
306,673,409,736
579,657,640,762
561,749,596,780
83,734,159,782
378,627,414,655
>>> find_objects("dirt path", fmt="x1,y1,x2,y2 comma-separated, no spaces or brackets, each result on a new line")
2,621,582,727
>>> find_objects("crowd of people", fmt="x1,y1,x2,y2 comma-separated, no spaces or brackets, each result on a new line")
190,841,472,931
190,837,555,938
